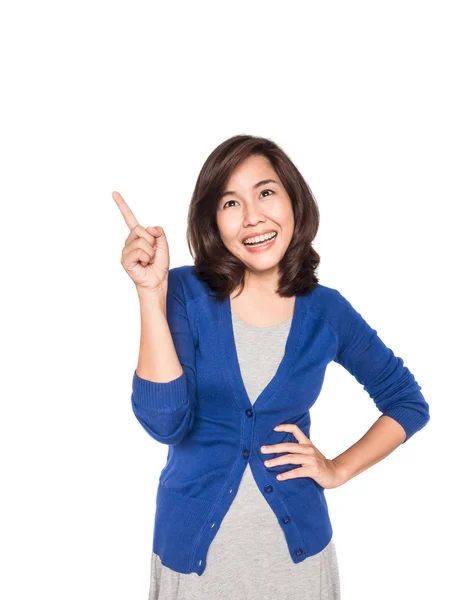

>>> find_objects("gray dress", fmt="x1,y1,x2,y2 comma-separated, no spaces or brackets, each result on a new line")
149,310,341,600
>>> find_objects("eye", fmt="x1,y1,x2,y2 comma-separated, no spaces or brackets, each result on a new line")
222,189,274,209
223,199,238,209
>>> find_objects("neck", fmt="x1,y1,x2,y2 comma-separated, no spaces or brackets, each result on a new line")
241,268,280,297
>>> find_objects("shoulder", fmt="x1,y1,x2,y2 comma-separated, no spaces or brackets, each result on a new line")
306,283,374,346
305,282,350,320
303,284,369,347
167,264,212,307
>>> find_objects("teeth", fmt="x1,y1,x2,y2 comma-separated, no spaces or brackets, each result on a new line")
243,232,277,245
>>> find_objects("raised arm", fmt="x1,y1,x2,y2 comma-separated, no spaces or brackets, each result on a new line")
111,190,197,445
131,269,197,445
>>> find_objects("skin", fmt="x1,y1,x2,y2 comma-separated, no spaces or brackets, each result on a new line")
215,154,295,294
262,424,343,489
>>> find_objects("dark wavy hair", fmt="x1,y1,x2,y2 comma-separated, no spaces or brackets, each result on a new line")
186,134,321,302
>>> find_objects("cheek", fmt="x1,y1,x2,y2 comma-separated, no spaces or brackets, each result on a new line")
217,216,241,243
276,204,294,232
269,197,292,219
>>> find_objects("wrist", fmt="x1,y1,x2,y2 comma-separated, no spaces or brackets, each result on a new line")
136,280,167,298
331,458,351,487
136,283,167,310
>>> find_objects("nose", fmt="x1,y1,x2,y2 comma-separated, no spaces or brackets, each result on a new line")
243,203,266,227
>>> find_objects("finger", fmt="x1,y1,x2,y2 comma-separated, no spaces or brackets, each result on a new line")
264,454,309,467
124,224,156,247
135,248,153,266
123,238,156,262
277,467,314,481
262,443,312,454
273,423,311,445
146,225,163,238
122,247,154,268
112,191,140,231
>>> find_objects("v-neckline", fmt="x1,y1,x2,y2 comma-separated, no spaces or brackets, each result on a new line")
219,293,304,412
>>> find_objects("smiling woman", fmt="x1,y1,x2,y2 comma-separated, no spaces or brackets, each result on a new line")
215,159,296,276
186,135,321,302
122,134,430,600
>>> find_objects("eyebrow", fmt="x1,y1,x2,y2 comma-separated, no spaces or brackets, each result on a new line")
219,179,279,200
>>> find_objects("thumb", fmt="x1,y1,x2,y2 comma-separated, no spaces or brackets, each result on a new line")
146,226,163,235
146,226,168,249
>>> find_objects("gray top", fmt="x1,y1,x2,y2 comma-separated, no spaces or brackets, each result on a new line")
149,311,340,599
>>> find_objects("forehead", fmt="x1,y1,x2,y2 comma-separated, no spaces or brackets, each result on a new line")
226,155,274,184
220,157,279,199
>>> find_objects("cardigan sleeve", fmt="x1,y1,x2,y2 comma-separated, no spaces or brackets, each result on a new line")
131,268,197,445
331,290,430,443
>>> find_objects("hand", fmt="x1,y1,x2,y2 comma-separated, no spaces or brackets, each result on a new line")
112,191,170,293
260,423,346,489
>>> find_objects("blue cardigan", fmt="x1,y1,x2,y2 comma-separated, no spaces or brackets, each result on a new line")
131,265,430,575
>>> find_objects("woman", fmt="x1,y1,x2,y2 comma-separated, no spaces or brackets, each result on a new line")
113,134,430,600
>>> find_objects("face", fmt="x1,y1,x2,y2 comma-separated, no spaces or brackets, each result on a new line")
216,154,295,280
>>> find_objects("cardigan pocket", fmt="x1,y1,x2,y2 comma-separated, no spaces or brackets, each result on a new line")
152,484,215,574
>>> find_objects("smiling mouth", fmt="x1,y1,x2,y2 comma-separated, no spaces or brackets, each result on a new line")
242,232,278,252
243,232,278,247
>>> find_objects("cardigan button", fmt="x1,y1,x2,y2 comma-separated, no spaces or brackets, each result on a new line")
245,408,253,418
264,485,273,493
295,548,304,556
282,515,291,524
242,449,250,459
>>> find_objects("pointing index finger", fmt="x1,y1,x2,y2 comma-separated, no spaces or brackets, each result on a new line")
112,191,140,231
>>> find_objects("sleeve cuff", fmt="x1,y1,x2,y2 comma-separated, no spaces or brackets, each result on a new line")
132,369,189,413
382,405,430,443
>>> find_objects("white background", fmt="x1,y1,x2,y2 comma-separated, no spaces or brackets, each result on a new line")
1,1,448,598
